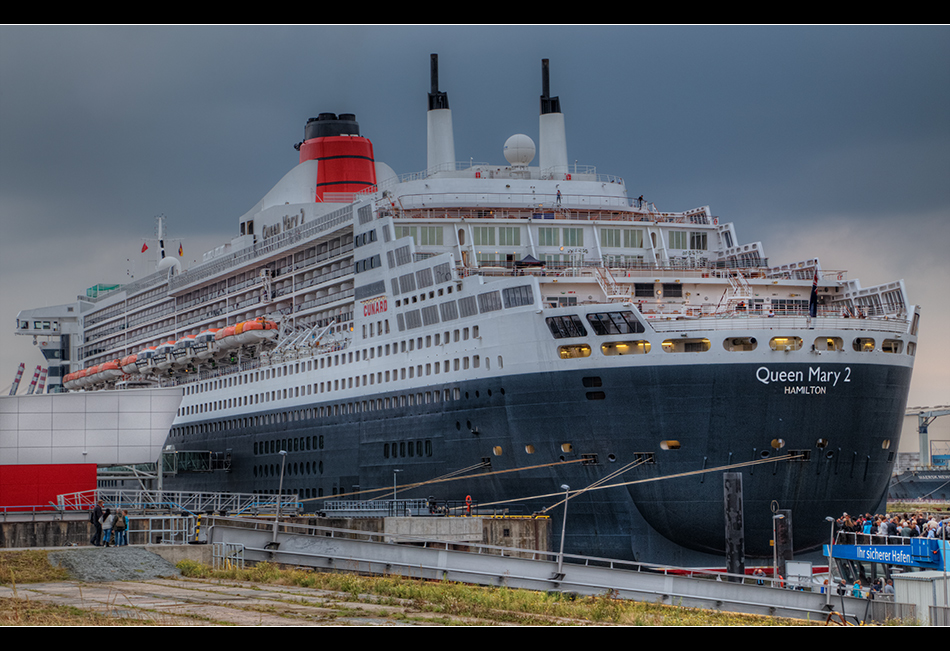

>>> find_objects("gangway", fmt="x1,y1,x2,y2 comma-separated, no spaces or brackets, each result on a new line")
204,514,905,623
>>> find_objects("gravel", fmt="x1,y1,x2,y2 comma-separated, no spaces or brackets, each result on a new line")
47,547,182,583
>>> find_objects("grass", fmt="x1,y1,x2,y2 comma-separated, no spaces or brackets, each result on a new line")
0,551,878,625
173,560,815,626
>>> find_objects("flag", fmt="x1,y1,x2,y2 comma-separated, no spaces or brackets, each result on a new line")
808,269,818,317
179,243,183,256
141,242,148,253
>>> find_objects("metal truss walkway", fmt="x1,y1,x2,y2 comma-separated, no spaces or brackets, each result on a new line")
204,515,909,623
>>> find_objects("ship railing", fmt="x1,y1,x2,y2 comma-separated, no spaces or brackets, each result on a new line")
646,312,910,334
168,205,354,293
834,530,948,548
61,488,301,518
456,261,775,280
388,201,707,224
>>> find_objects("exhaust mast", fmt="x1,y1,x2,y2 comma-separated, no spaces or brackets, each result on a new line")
426,53,456,173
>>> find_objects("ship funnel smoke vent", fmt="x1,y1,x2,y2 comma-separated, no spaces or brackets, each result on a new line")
539,58,568,177
297,113,376,202
427,53,456,174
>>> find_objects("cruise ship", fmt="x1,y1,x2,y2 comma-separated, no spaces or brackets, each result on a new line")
12,56,918,565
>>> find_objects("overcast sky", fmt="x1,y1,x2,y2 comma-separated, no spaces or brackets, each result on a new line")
1,25,947,408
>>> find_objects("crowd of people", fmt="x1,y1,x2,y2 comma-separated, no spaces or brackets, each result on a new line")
88,500,130,547
834,510,948,540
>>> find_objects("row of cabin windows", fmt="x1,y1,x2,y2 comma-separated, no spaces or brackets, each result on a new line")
174,385,472,437
556,335,915,359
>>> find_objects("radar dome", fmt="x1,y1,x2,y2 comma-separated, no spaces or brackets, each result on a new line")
504,134,536,166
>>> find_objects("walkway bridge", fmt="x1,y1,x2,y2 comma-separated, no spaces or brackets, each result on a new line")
204,515,911,624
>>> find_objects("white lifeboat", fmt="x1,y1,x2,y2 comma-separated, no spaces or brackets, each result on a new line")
135,347,158,374
194,329,219,360
154,340,176,371
172,335,197,366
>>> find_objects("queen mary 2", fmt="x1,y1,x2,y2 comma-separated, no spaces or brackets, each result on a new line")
18,56,917,565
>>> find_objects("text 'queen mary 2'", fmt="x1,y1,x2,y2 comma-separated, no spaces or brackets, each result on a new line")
49,56,917,566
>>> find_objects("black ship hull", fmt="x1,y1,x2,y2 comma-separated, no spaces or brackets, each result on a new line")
164,359,912,565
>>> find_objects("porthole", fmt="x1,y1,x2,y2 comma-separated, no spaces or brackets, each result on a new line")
525,445,536,454
814,337,843,352
881,439,891,450
602,341,650,355
493,446,503,456
723,337,757,352
561,443,573,453
558,344,591,359
816,438,829,449
771,438,785,450
660,440,681,450
852,337,875,352
769,337,803,351
661,338,710,353
882,339,903,354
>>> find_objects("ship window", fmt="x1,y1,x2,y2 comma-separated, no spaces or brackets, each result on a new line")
558,344,591,359
582,376,602,387
561,443,572,453
882,339,903,354
813,336,843,352
586,311,644,335
769,336,803,351
660,440,680,450
601,341,650,355
771,438,785,450
852,337,875,352
661,338,710,353
586,391,606,400
546,315,588,339
723,337,757,352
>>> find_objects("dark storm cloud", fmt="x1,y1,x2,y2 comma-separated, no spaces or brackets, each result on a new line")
1,25,947,405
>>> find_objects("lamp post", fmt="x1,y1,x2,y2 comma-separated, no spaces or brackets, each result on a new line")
772,513,785,587
393,469,402,516
825,516,836,607
556,484,570,579
272,450,287,543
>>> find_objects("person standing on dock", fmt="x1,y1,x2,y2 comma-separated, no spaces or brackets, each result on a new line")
89,500,104,546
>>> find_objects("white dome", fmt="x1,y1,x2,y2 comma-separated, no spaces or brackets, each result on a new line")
157,256,181,275
504,134,535,166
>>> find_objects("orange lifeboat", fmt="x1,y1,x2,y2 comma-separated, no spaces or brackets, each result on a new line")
100,359,123,381
215,325,239,350
120,354,138,374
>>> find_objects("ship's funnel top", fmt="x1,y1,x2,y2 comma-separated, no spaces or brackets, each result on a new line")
539,58,568,175
303,113,361,140
427,53,456,173
428,53,449,111
296,112,377,201
540,58,561,115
